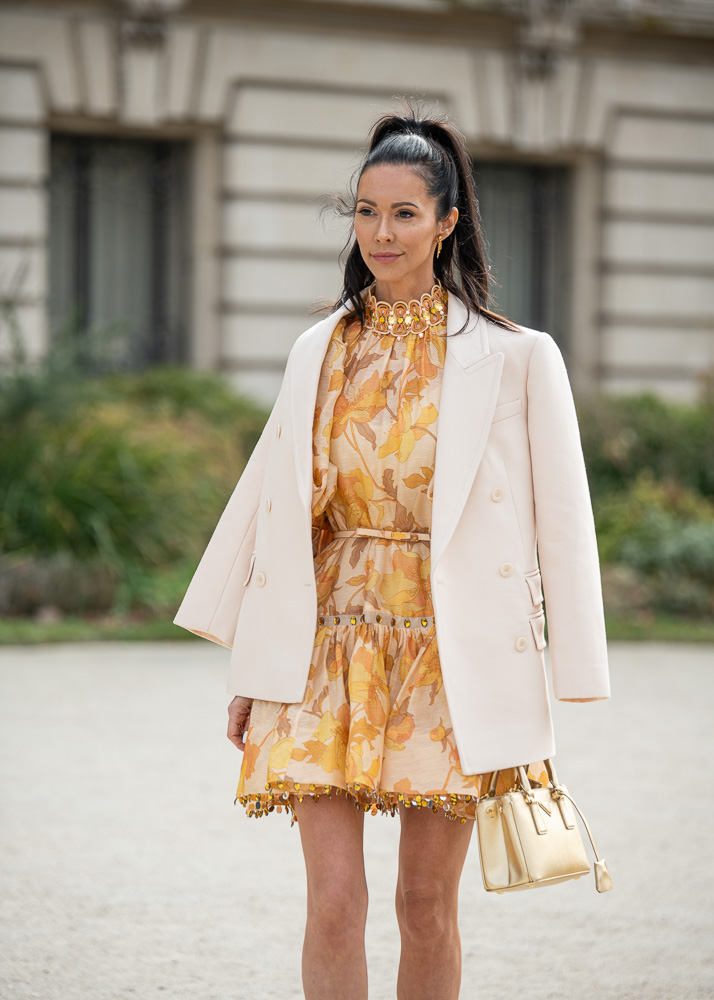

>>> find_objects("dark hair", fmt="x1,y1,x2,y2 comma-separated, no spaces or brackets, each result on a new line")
328,100,520,335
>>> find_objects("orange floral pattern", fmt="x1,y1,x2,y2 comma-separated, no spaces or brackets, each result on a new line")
236,286,546,824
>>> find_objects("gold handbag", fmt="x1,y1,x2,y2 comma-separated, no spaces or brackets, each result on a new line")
475,758,614,894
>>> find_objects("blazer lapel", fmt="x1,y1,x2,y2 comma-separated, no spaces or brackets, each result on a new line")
288,293,505,570
430,297,504,571
290,303,351,514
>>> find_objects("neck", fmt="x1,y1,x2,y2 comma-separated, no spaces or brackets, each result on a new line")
372,270,438,305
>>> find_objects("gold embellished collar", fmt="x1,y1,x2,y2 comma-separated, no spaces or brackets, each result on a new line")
363,281,447,339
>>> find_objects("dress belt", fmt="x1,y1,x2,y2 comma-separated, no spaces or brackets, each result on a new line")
331,527,431,542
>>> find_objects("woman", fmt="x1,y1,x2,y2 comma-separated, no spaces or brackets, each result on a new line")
174,107,610,1000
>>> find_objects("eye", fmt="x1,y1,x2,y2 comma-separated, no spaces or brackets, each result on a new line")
356,207,374,216
397,210,414,219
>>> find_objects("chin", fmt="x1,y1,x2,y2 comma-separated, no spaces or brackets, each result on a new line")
369,262,410,280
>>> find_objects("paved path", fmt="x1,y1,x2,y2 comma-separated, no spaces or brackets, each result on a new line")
1,640,713,1000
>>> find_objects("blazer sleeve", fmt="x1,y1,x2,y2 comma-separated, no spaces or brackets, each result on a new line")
526,331,610,701
172,391,280,648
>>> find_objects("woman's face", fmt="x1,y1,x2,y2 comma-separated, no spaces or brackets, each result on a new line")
354,163,457,297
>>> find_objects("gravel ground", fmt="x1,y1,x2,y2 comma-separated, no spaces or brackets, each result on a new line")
1,639,713,1000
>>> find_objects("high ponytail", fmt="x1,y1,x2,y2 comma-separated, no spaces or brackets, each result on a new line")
330,99,520,335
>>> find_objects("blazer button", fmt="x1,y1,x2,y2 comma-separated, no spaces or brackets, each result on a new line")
265,498,272,512
255,572,266,587
516,636,528,652
500,562,514,577
491,487,504,503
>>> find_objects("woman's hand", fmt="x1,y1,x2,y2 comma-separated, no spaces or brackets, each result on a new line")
227,695,254,751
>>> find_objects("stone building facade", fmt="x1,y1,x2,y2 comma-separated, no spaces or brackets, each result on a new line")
0,0,713,404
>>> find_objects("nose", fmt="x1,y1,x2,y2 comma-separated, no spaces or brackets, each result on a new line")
375,217,394,243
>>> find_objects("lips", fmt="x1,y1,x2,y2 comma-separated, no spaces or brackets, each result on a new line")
372,252,403,262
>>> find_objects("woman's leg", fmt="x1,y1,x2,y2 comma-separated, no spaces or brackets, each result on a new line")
394,806,475,1000
293,793,369,1000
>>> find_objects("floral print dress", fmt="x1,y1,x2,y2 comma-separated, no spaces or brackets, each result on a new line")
236,284,546,825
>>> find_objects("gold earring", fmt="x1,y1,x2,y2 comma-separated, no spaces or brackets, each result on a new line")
437,236,443,259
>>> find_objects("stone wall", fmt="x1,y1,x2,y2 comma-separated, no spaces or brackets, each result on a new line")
0,2,712,402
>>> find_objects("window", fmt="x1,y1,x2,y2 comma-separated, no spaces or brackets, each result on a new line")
49,135,190,371
472,162,572,348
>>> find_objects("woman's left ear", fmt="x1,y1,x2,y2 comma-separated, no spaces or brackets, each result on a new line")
440,206,459,240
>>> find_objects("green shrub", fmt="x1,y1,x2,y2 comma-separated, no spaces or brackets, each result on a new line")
0,306,270,613
4,302,713,626
619,511,714,583
644,574,712,618
86,366,269,457
578,390,714,502
594,471,714,618
0,551,117,615
594,470,714,563
0,398,259,570
113,558,201,616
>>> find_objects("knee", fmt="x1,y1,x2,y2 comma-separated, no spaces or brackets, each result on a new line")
397,879,455,945
308,878,368,942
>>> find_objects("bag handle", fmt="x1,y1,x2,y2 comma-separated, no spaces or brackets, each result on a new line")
486,764,548,834
485,762,544,797
550,786,614,892
484,758,614,893
546,758,614,893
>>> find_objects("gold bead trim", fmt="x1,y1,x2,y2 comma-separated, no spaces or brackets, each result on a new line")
363,281,447,339
317,610,435,630
235,779,477,827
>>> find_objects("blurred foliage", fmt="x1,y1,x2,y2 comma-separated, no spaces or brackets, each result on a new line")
594,470,714,566
578,386,714,501
0,551,116,616
2,301,714,629
2,608,713,645
0,304,269,615
594,472,714,619
0,614,199,644
577,382,714,621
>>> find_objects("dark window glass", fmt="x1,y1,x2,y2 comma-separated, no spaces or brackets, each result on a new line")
472,162,572,350
49,135,190,371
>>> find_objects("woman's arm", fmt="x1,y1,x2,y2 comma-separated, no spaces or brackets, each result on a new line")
172,386,283,647
526,331,611,702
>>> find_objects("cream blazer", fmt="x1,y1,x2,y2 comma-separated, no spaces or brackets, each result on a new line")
173,294,610,774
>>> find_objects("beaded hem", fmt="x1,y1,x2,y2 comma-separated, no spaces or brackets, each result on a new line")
235,778,480,827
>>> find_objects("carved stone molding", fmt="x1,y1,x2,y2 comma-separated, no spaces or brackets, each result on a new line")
517,0,582,79
120,15,167,49
119,0,188,48
116,1,188,121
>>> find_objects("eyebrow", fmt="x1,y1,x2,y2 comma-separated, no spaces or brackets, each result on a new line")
356,199,419,208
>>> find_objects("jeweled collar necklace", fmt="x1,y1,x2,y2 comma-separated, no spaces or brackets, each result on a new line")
363,281,447,339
